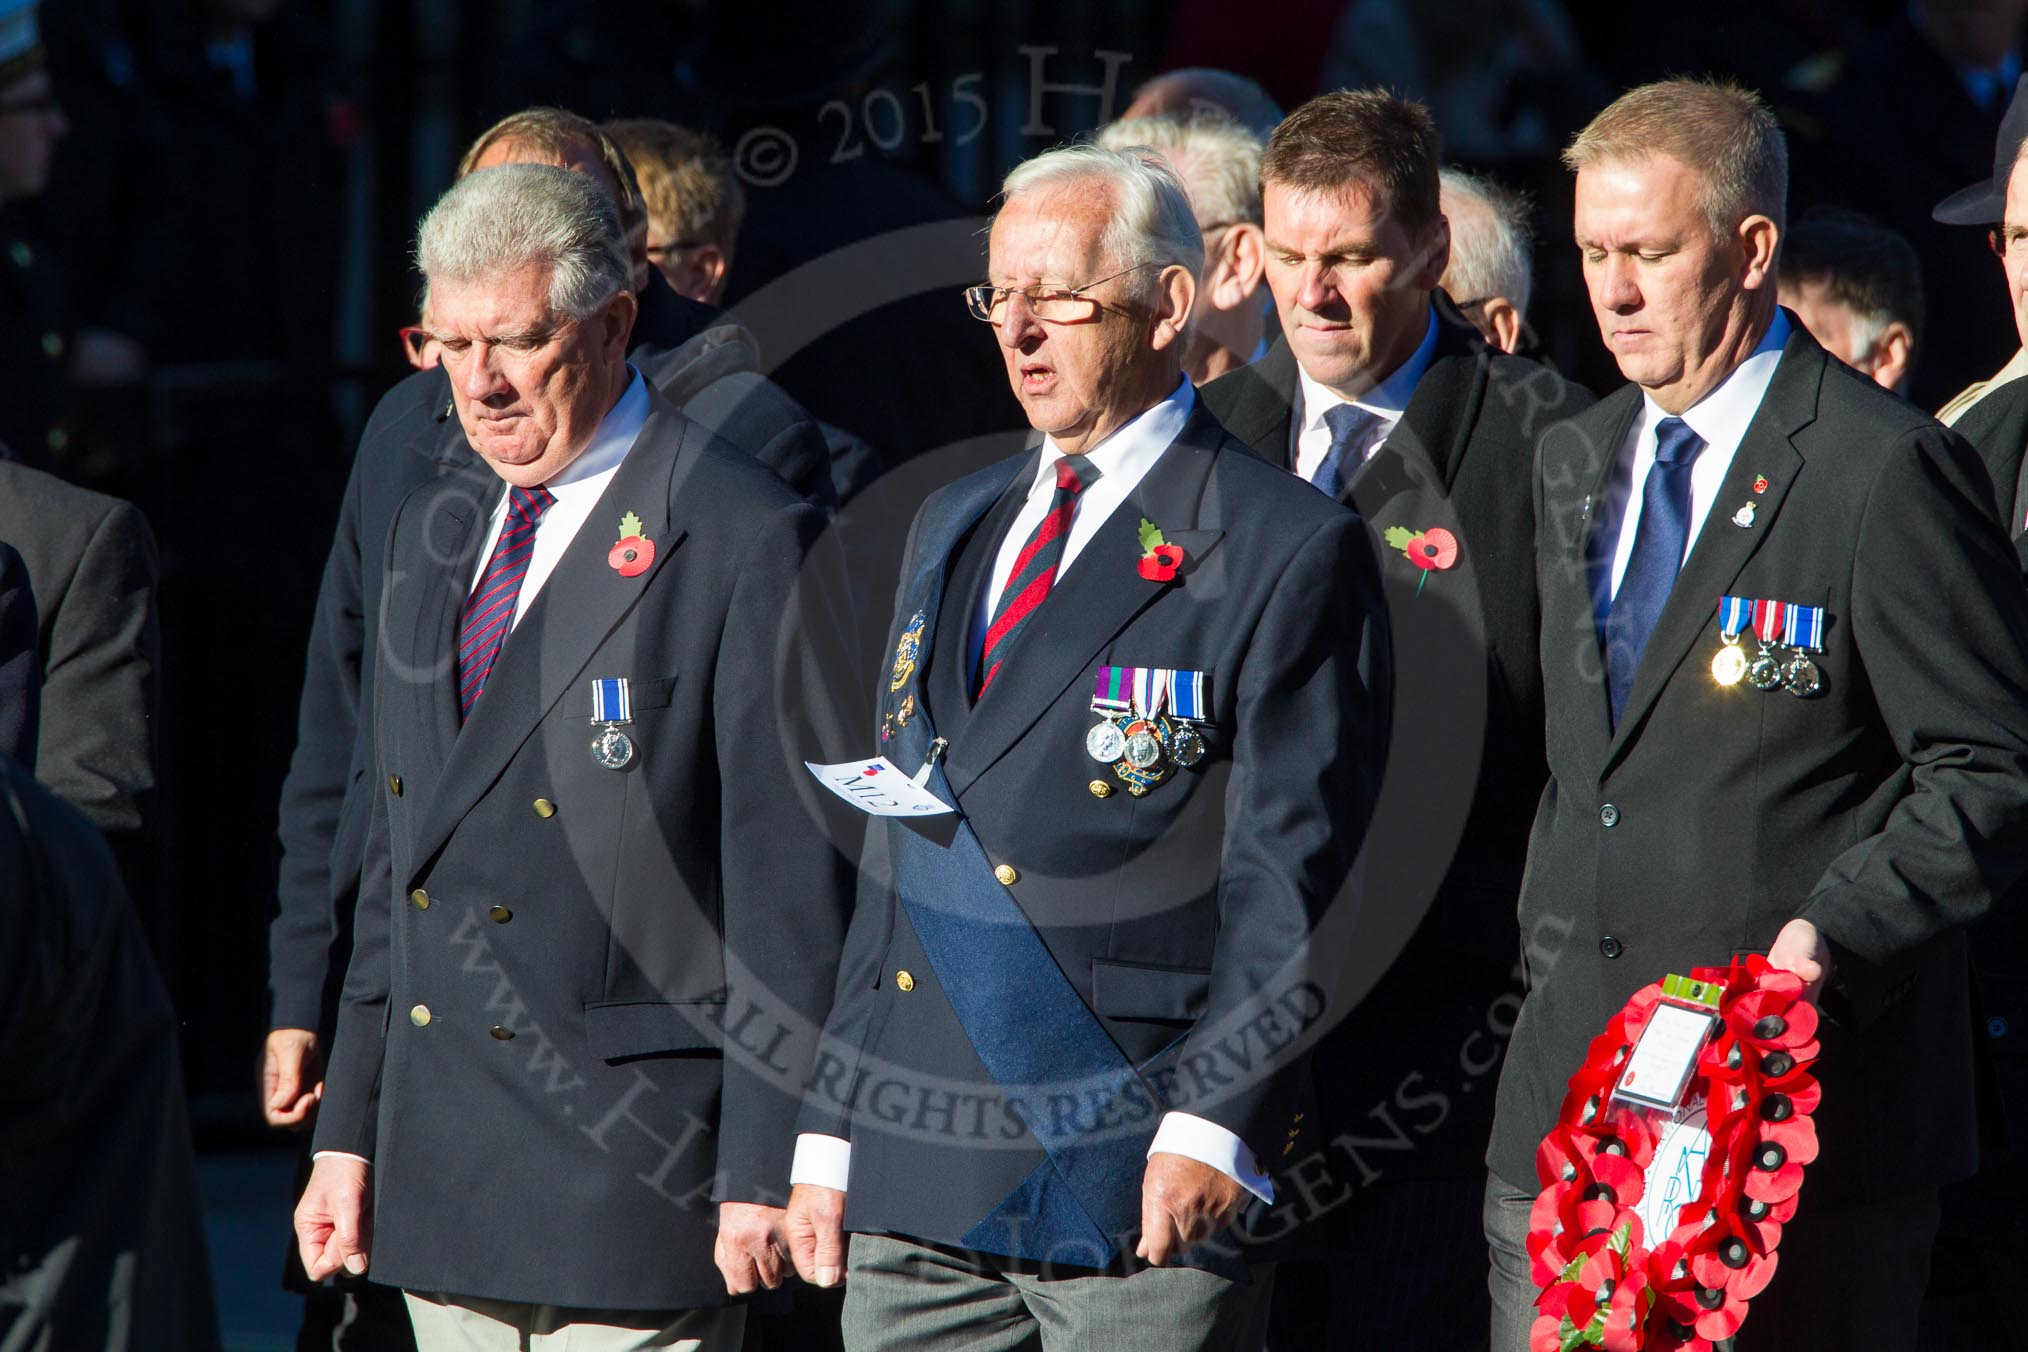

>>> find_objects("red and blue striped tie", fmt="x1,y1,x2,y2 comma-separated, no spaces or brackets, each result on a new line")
977,454,1099,696
457,484,554,720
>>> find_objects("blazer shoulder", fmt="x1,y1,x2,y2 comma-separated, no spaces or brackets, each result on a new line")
649,396,809,523
1203,429,1357,532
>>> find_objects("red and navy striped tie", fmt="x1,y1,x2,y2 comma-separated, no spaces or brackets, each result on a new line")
457,484,554,720
977,454,1099,696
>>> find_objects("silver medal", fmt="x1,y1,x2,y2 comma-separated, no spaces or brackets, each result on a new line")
1123,725,1164,770
1781,651,1822,698
1168,724,1206,767
592,724,636,769
1086,719,1127,764
1747,644,1784,691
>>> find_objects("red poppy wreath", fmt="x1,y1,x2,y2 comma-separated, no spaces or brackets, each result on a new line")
1528,955,1821,1351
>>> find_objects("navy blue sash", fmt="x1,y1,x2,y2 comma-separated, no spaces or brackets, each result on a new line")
879,462,1164,1266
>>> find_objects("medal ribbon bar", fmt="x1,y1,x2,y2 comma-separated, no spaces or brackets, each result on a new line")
1168,669,1206,722
1092,666,1133,714
1782,603,1824,652
592,677,632,722
1717,596,1753,640
1751,599,1788,645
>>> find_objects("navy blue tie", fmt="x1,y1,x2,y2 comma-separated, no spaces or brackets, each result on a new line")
1604,416,1705,727
1311,403,1383,499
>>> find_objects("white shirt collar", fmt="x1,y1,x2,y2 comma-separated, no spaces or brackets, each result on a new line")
1034,376,1194,495
540,365,649,499
1643,309,1791,448
1296,303,1439,435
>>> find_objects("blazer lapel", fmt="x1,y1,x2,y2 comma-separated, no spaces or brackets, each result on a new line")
389,462,498,778
881,455,1033,771
1604,340,1824,764
1218,339,1301,464
944,410,1225,799
406,402,695,879
1351,297,1486,507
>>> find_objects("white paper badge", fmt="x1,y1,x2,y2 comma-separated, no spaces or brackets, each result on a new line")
1612,1001,1718,1112
804,756,954,817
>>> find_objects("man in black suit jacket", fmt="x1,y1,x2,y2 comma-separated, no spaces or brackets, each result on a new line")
1486,80,2028,1351
292,164,846,1345
781,143,1389,1351
1198,89,1593,1351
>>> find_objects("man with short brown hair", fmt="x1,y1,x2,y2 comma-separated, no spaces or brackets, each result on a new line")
1198,88,1591,1351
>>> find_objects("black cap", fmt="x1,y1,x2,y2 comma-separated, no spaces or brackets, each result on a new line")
1935,74,2028,224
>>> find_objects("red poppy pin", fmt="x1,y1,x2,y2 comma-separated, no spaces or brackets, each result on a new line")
1753,475,1769,494
1137,518,1184,582
1383,525,1459,593
608,511,655,578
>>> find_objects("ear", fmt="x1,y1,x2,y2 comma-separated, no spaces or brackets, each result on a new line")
599,289,638,363
1481,296,1524,354
1150,263,1198,353
664,245,730,306
1411,214,1451,292
1737,215,1780,291
1206,224,1266,314
1870,321,1915,393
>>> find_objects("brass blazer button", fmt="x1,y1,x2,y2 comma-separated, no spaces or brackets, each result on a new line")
410,888,430,910
388,774,402,796
409,1004,432,1027
1088,780,1113,799
533,798,556,818
994,864,1018,886
490,1025,515,1041
895,970,916,992
488,905,512,924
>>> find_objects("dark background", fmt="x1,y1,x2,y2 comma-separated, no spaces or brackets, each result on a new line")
15,0,2020,1334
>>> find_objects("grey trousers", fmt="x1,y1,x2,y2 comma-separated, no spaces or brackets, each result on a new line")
402,1291,745,1351
839,1233,1274,1352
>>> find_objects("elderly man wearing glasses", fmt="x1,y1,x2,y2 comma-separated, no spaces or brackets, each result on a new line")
780,141,1391,1351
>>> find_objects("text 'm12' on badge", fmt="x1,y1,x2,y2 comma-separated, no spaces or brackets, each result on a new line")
805,756,954,817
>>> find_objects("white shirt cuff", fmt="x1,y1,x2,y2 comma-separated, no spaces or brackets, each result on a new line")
1148,1112,1274,1204
310,1151,372,1167
790,1133,852,1191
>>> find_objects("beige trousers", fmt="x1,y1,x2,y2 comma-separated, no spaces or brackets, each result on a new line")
401,1291,746,1351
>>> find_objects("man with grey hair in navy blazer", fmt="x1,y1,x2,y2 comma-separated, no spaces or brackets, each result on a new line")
781,143,1391,1350
293,162,847,1349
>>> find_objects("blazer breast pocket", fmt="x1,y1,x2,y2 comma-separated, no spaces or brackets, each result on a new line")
584,997,724,1063
626,675,678,711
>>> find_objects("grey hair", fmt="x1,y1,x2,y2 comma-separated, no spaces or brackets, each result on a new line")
1095,112,1264,230
1439,166,1534,319
416,163,631,321
999,143,1205,302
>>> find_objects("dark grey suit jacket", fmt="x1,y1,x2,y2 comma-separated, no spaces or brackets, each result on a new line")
313,390,849,1310
1492,321,2028,1202
0,460,158,834
1199,299,1594,1183
0,541,35,766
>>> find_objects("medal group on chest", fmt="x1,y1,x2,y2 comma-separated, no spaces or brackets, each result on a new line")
1086,665,1209,798
1711,596,1824,697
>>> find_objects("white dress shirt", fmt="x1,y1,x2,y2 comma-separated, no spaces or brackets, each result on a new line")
793,375,1276,1205
466,367,650,626
1600,311,1790,618
1291,304,1438,481
311,368,648,1172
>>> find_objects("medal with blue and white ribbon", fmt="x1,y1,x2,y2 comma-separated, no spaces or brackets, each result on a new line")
1712,596,1753,687
1165,668,1208,766
590,677,635,769
1088,665,1133,764
1779,603,1825,697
